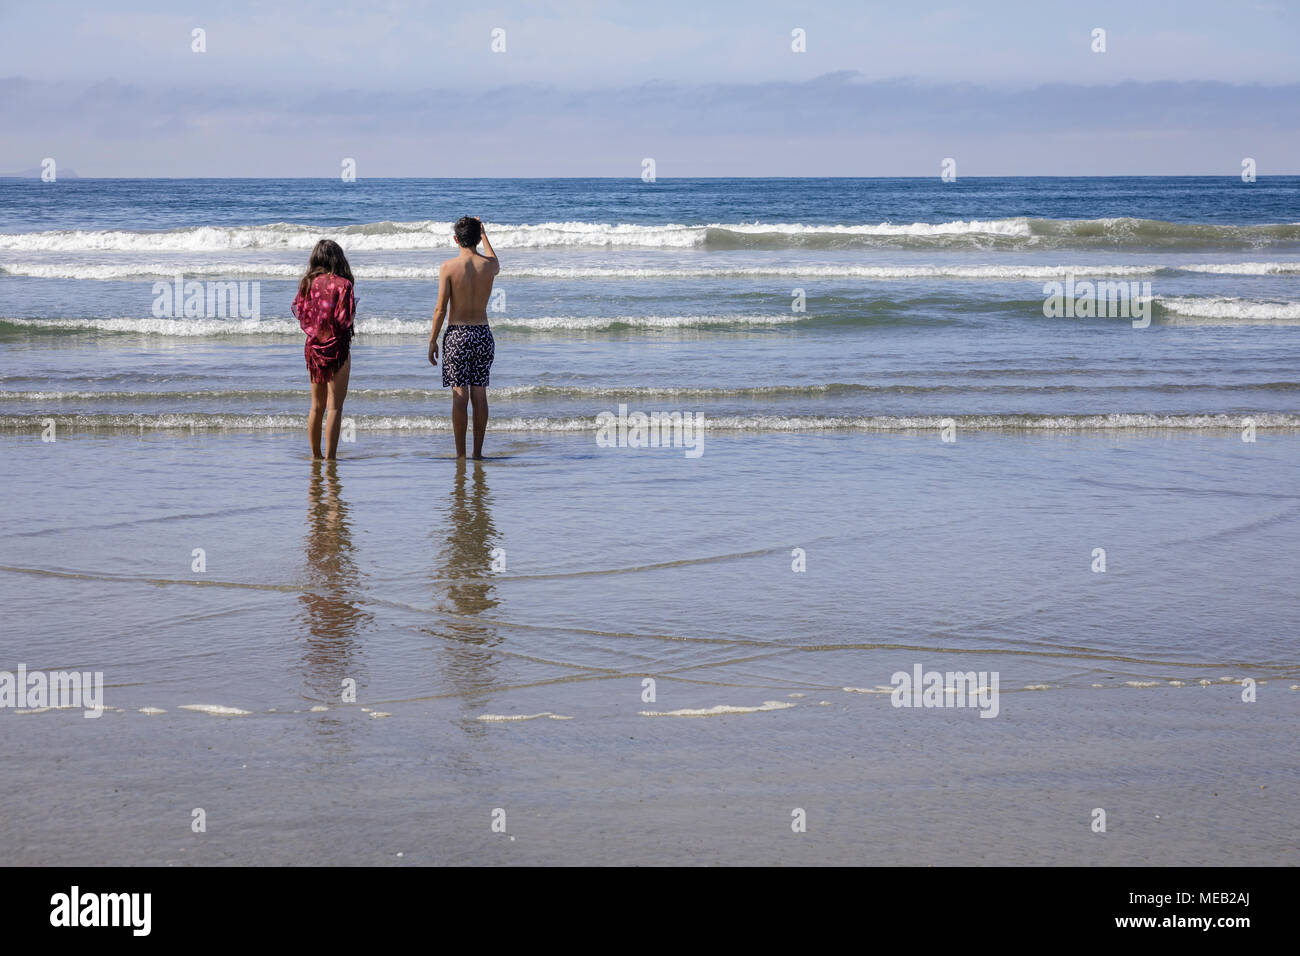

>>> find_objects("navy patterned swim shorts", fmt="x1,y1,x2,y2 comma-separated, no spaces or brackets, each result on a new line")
441,324,495,388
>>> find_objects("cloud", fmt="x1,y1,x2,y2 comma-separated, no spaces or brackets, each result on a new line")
3,73,1298,176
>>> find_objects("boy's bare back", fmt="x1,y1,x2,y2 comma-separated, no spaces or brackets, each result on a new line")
439,248,499,325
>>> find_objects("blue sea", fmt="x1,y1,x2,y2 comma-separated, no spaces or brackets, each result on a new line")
1,177,1297,865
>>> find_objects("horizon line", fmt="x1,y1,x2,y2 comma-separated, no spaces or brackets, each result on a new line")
4,173,1298,181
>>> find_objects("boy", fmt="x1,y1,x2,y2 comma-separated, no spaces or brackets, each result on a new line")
429,216,499,459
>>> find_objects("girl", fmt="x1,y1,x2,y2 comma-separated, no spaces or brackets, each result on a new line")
292,239,356,459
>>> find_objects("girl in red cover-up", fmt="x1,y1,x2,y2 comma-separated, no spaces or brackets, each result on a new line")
292,239,356,459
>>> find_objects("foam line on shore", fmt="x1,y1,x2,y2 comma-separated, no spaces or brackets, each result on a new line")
639,700,797,717
4,411,1297,432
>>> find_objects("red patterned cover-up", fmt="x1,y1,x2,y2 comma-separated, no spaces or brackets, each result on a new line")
292,273,355,383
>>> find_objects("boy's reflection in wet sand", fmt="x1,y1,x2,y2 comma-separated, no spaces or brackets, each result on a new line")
432,459,503,713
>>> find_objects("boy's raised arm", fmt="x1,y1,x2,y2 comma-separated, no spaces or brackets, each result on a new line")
478,218,500,275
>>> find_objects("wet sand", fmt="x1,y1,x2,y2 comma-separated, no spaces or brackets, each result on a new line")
1,428,1297,864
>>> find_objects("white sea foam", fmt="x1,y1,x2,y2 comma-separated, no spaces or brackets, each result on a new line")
0,262,304,280
0,384,842,401
1179,261,1300,275
503,264,1162,280
0,261,1167,281
0,308,845,338
491,314,803,330
476,712,574,721
639,700,797,717
5,412,1298,432
2,216,1297,253
8,380,1291,403
0,218,1033,253
12,259,1300,282
0,314,805,335
178,704,251,716
0,221,701,253
713,218,1034,238
1157,296,1300,323
2,315,311,335
13,296,1295,335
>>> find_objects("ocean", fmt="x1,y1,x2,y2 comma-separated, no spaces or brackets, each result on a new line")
2,177,1300,431
1,177,1297,865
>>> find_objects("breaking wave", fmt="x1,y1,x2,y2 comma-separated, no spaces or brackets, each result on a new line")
3,216,1299,253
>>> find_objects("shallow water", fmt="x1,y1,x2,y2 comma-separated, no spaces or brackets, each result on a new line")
6,429,1298,695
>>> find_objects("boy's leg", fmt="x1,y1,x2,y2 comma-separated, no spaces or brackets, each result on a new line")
470,385,489,459
451,387,470,458
308,378,327,459
324,357,351,459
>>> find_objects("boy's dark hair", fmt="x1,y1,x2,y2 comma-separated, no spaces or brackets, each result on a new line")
454,216,482,248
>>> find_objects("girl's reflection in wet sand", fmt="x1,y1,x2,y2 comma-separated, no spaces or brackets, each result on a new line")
299,460,370,701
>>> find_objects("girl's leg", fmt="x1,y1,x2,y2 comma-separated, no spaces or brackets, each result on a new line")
469,385,489,459
324,356,351,459
309,377,328,459
451,387,470,458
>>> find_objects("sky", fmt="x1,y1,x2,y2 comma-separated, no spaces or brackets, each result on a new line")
1,0,1298,176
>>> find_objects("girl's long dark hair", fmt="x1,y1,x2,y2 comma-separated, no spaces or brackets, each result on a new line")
298,239,355,297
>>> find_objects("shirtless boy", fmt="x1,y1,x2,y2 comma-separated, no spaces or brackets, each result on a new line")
429,216,499,459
